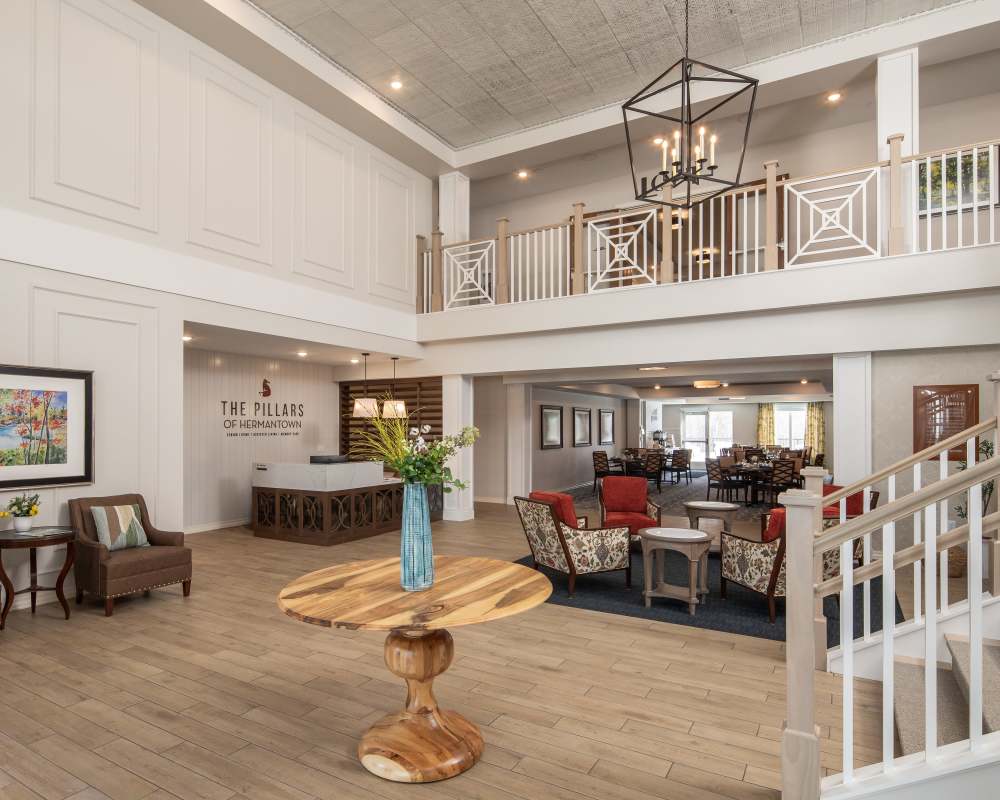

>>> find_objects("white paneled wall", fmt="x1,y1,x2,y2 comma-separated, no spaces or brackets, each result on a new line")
1,0,431,316
183,349,339,531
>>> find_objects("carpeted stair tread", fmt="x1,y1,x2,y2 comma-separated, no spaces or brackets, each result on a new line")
944,634,1000,733
893,659,968,755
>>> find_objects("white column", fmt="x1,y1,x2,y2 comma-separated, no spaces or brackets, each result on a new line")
442,374,474,521
876,48,918,160
438,171,470,245
833,353,872,486
505,383,532,504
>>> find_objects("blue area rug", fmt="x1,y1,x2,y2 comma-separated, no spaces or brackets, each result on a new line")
517,551,902,646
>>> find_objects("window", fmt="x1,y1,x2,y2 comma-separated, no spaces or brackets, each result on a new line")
709,410,733,457
774,403,807,449
682,412,707,464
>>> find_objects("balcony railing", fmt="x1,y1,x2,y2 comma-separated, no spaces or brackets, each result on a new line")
416,135,1000,314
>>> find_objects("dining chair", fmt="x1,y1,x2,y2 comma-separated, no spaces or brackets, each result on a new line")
706,459,746,503
641,451,664,492
763,459,796,505
591,450,623,494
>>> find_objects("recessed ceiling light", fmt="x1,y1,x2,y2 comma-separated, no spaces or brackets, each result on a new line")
516,169,529,179
800,378,809,384
826,91,842,103
350,358,360,364
390,79,403,90
721,382,729,387
653,384,661,390
653,136,664,145
638,366,666,371
182,335,192,342
297,351,308,357
730,396,747,400
693,380,722,389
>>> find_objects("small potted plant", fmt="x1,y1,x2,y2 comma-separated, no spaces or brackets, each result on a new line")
1,493,41,534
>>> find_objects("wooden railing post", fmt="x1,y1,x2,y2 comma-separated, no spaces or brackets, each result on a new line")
887,133,905,256
415,234,427,314
780,488,823,800
659,185,674,283
763,160,779,270
495,217,510,304
431,229,444,312
571,202,586,295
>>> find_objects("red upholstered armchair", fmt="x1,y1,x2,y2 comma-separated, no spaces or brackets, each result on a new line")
514,491,631,596
598,477,662,544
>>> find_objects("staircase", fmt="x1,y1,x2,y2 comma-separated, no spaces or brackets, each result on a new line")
894,635,1000,754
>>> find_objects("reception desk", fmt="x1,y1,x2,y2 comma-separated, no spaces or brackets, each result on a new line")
251,461,443,546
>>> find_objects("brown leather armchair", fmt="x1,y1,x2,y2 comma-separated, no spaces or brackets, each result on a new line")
68,494,192,616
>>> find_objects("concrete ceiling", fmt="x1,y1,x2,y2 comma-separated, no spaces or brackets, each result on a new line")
246,0,966,148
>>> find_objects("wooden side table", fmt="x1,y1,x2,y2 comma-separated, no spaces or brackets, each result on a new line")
0,527,76,630
279,555,551,783
639,527,711,615
683,500,739,553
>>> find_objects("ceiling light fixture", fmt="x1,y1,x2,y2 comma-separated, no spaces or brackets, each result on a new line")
382,357,407,418
826,91,842,103
297,351,308,357
350,358,360,364
352,353,379,418
622,0,757,210
182,335,192,342
638,366,667,371
653,384,661,390
516,169,529,179
693,380,722,389
653,136,664,145
800,378,809,384
390,79,403,90
721,382,729,387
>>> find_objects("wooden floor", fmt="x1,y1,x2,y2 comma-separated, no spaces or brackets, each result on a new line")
0,503,883,800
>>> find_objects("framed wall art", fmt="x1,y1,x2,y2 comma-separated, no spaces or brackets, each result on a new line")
0,365,93,490
573,407,592,447
599,409,615,445
540,405,563,450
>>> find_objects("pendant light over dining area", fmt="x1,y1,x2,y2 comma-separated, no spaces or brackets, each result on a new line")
351,352,379,418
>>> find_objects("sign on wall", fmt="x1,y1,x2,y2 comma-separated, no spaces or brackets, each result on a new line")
220,378,306,439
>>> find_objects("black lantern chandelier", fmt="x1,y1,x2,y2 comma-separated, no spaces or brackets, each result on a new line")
622,0,758,210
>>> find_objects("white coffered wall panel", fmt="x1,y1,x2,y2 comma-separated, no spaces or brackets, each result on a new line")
32,0,159,230
8,0,430,316
188,53,273,264
292,111,355,288
368,153,415,304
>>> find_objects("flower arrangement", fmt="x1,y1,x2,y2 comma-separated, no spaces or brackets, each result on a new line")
1,493,40,518
352,403,478,491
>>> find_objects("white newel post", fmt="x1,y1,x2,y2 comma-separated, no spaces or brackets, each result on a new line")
442,375,474,521
505,383,532,503
833,353,872,485
780,489,823,800
438,172,470,245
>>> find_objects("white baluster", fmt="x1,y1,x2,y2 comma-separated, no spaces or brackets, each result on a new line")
925,155,932,252
754,188,760,272
863,486,872,640
968,438,983,748
841,534,855,782
940,452,949,612
941,153,948,251
699,202,704,280
957,150,964,248
924,500,938,761
913,462,922,622
742,191,748,274
973,146,980,247
709,197,715,276
882,515,895,772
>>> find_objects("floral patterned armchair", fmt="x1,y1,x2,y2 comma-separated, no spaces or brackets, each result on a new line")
720,485,879,623
514,491,631,596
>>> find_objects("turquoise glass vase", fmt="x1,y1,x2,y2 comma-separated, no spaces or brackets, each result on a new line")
400,482,434,591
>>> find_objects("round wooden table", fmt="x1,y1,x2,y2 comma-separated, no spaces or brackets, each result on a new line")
278,555,551,783
0,526,76,631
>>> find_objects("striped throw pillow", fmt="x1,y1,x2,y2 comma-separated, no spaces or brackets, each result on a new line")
91,504,150,551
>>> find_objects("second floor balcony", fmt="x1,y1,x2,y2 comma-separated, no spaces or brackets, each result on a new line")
416,134,1000,320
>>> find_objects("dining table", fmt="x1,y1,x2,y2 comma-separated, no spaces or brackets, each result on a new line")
730,462,773,506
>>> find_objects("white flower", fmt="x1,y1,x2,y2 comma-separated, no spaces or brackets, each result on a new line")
409,427,419,437
421,424,431,434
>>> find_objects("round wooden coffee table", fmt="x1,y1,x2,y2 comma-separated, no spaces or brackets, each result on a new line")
278,555,551,783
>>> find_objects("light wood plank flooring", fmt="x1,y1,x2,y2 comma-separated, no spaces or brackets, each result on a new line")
0,503,882,800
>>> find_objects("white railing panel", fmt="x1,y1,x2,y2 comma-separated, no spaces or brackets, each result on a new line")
784,166,881,266
509,224,571,303
442,238,496,310
586,207,658,292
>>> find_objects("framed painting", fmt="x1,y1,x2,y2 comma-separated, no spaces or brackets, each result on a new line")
913,384,978,461
540,405,562,450
573,407,592,447
599,409,615,445
0,365,93,490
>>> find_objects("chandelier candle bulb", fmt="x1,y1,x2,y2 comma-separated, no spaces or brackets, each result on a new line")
699,126,705,155
710,135,717,166
661,141,668,172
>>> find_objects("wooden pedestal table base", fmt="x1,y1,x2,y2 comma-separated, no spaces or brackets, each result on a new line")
278,555,551,783
639,527,712,615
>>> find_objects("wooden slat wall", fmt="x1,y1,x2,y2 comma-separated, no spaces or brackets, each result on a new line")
339,377,444,459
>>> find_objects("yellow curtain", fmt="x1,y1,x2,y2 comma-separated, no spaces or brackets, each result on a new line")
756,403,775,444
806,402,825,457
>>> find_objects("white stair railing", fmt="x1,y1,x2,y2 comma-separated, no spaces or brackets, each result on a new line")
442,237,496,310
508,222,572,303
586,206,658,292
